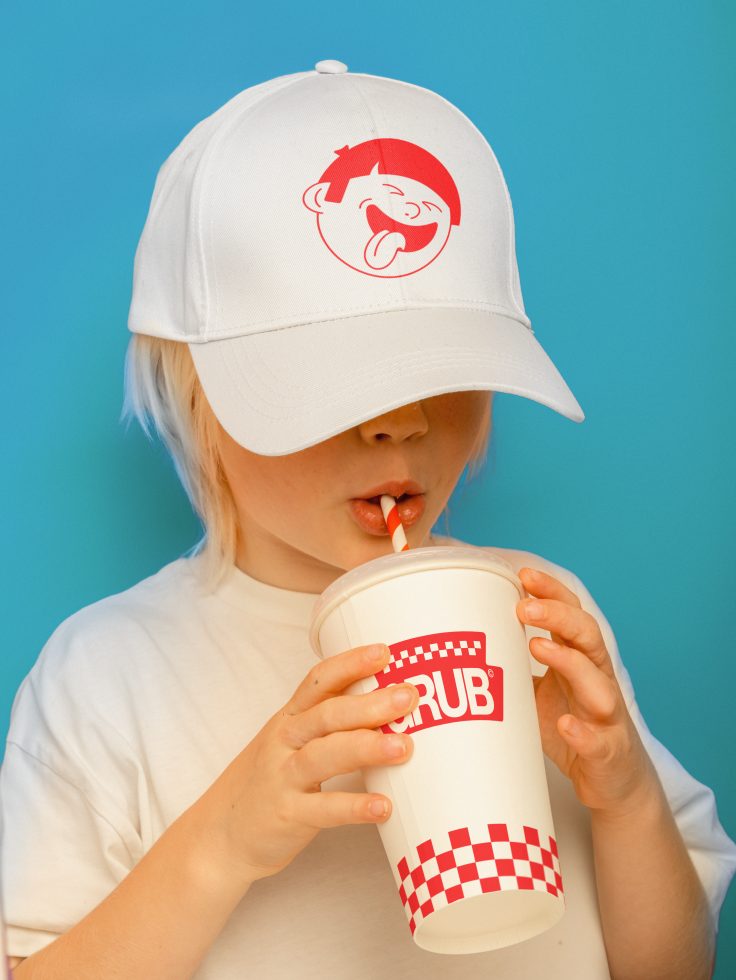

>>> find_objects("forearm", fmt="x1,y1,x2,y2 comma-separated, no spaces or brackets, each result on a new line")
590,775,715,980
14,797,253,980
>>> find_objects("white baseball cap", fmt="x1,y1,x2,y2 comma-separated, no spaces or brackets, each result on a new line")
127,59,585,455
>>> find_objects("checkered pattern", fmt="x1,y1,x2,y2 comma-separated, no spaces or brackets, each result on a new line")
382,633,484,673
396,822,563,936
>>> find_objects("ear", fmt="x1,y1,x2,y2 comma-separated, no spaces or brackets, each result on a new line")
302,181,331,214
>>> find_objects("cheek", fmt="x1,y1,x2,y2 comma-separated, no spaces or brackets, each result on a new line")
437,393,489,446
230,447,337,517
247,463,313,509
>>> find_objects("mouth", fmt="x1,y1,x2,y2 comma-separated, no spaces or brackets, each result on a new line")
364,204,437,270
365,205,437,252
348,489,426,536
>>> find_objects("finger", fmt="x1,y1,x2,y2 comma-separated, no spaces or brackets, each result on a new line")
288,728,414,789
286,682,419,748
557,714,612,762
530,637,621,722
297,789,393,828
518,567,582,608
517,597,613,675
286,644,390,715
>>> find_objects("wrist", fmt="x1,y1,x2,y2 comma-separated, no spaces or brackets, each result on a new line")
590,763,666,826
178,788,257,900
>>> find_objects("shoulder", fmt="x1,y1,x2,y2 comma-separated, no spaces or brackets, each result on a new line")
9,556,202,749
39,554,200,659
433,533,611,630
478,543,610,637
487,545,582,588
432,534,587,594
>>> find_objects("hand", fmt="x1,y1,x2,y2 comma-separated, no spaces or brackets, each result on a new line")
516,567,660,818
197,643,418,887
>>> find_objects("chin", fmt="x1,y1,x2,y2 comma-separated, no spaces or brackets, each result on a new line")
338,533,393,569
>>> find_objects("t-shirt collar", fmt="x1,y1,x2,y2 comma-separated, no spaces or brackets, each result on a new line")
207,559,321,628
191,533,459,629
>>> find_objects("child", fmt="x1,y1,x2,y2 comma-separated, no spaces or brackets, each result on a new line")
2,60,735,979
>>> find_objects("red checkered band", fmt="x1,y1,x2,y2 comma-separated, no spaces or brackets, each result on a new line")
396,823,563,936
374,630,504,735
382,632,485,671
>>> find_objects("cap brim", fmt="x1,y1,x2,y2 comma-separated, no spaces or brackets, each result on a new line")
187,308,585,456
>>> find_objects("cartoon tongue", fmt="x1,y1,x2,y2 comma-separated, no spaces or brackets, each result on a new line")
365,229,406,270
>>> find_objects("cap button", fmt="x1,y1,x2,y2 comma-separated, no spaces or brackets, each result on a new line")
314,60,348,74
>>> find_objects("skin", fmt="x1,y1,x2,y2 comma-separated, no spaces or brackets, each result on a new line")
515,569,715,978
10,390,712,976
213,390,673,816
209,391,714,979
214,390,492,594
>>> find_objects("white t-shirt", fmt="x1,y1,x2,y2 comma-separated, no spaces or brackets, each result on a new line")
1,536,735,978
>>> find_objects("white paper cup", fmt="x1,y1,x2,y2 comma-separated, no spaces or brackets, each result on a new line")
308,545,565,954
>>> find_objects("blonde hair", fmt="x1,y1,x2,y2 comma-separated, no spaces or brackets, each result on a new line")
120,334,493,591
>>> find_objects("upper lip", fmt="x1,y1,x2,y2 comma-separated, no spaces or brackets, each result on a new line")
352,479,424,501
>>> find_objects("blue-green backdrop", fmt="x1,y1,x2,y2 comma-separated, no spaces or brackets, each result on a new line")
2,0,734,974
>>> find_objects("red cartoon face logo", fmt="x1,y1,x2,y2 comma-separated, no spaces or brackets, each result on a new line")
302,138,461,278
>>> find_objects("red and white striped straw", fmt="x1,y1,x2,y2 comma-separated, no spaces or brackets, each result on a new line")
380,494,409,552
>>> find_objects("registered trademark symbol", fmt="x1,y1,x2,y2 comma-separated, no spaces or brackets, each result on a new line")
487,668,494,678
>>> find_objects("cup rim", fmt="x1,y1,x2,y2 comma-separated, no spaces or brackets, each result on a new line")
308,544,522,657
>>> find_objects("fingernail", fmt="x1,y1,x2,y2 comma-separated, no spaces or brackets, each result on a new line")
385,735,408,756
370,798,389,817
524,601,544,619
392,686,414,709
369,644,390,662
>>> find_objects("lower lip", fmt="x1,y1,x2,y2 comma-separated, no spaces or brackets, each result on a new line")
348,494,426,536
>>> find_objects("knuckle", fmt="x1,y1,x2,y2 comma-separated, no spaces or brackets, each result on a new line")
376,730,410,759
361,728,383,754
309,697,341,736
599,681,619,719
318,728,345,766
319,695,341,732
274,790,297,826
602,734,621,766
581,612,601,642
590,623,605,647
570,621,590,649
368,729,393,760
574,621,595,649
306,660,327,688
322,694,354,734
569,615,583,639
374,691,397,723
283,747,303,782
279,711,306,749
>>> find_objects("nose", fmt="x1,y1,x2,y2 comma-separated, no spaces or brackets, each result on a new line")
403,201,421,220
357,401,429,445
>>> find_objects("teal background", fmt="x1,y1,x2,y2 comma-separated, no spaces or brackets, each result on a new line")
2,0,734,974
